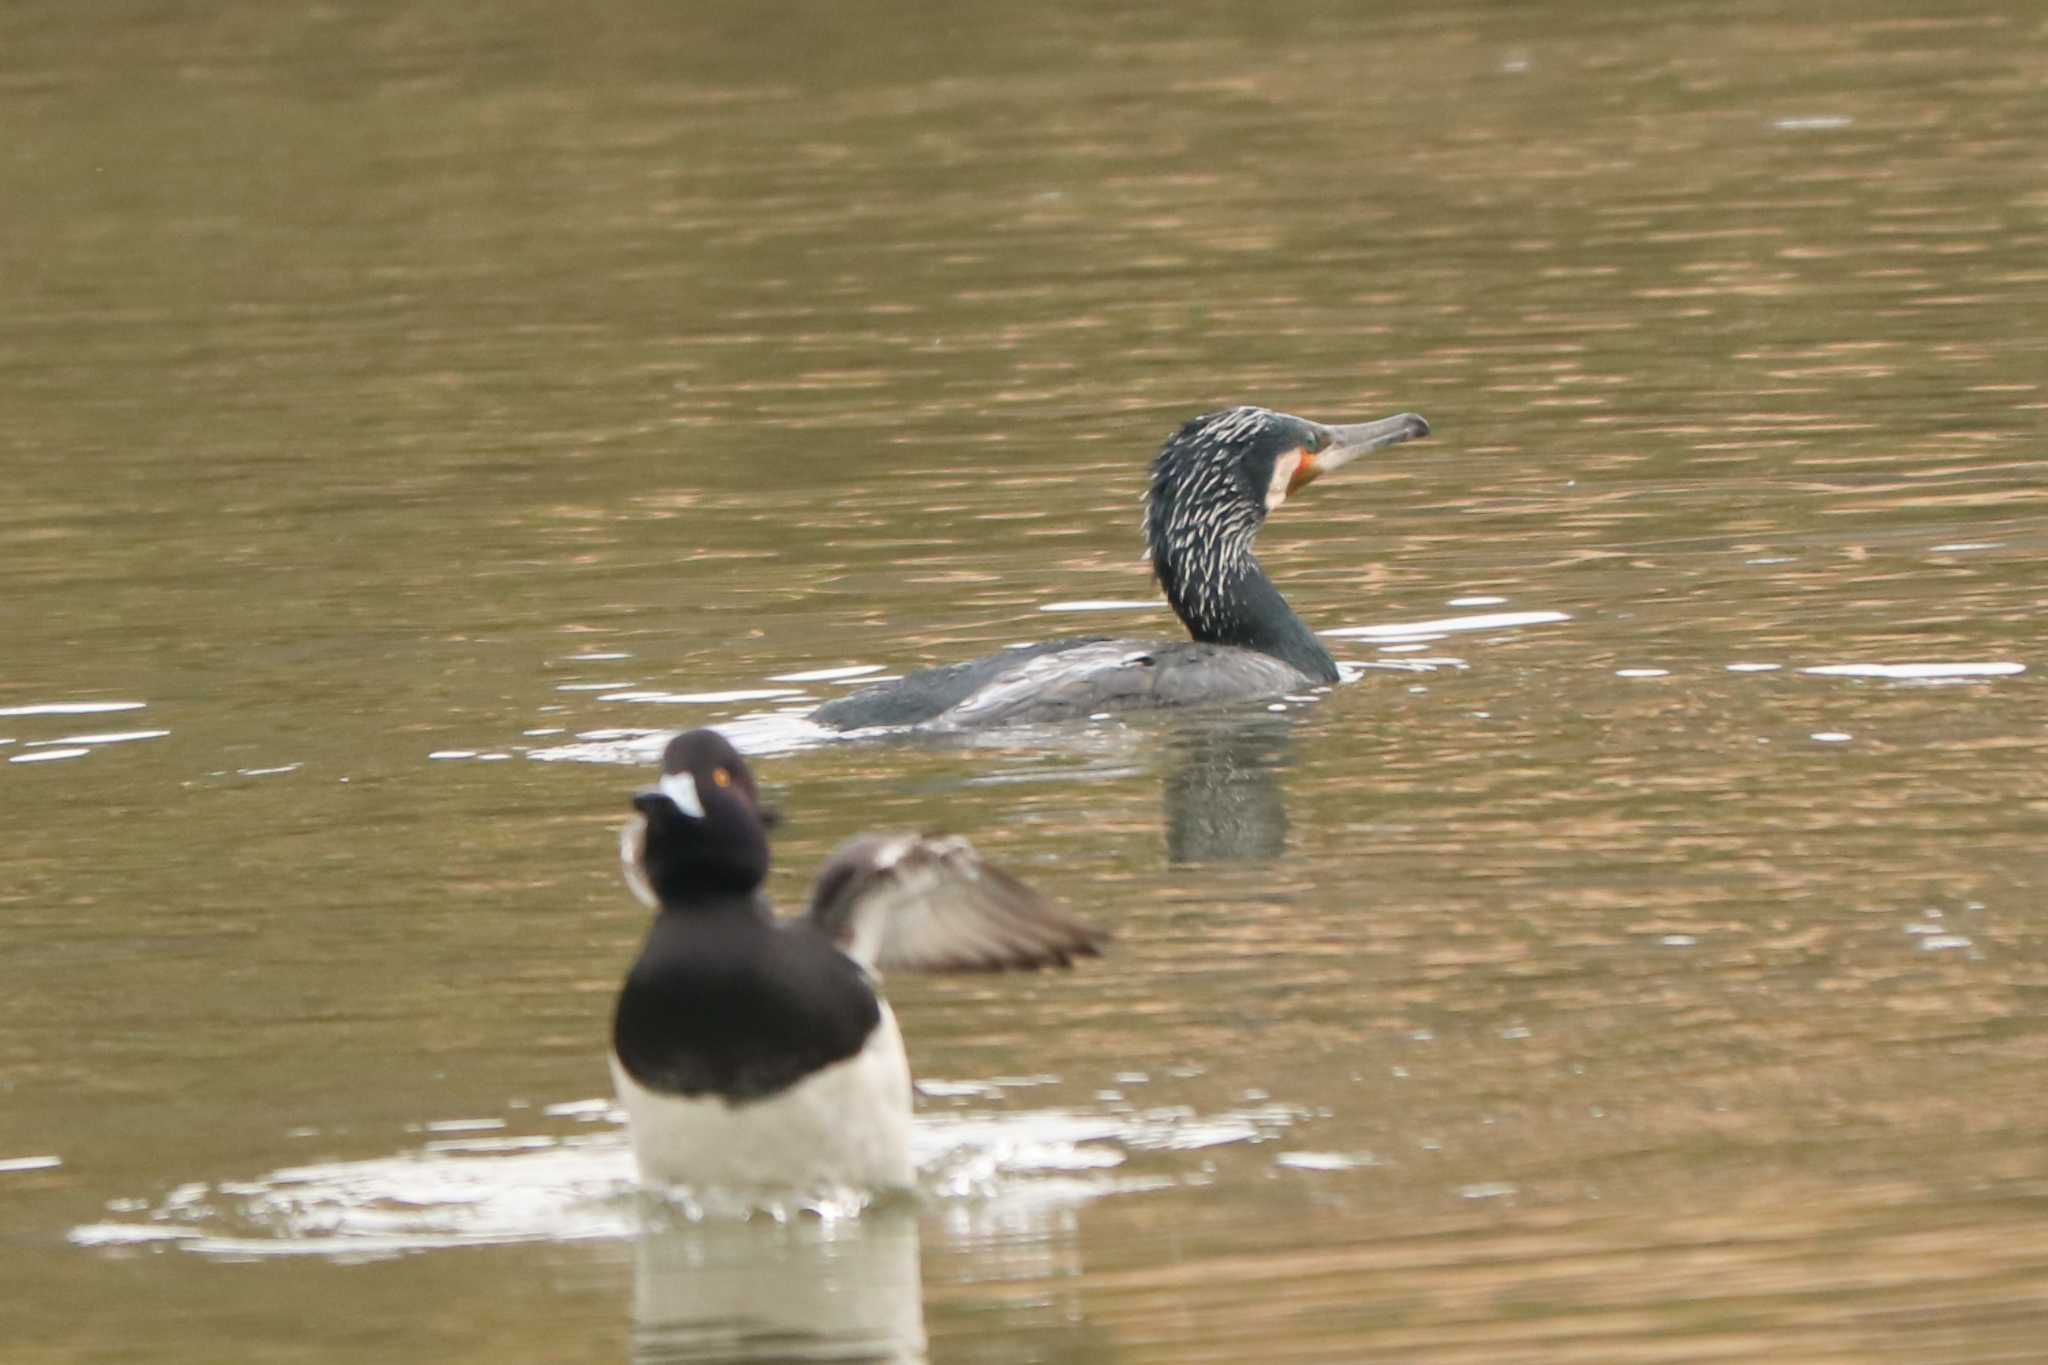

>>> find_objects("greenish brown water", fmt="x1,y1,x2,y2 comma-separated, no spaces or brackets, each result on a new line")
5,2,2047,1360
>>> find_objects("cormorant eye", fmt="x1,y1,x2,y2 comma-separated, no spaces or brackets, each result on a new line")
1303,429,1326,453
712,767,732,788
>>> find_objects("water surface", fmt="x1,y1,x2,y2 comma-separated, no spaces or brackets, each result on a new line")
5,2,2046,1360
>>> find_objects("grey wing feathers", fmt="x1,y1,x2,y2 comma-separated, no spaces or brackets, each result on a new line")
932,639,1308,729
805,833,1107,973
810,638,1106,730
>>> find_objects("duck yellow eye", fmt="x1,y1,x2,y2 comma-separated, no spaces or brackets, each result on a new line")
712,768,732,788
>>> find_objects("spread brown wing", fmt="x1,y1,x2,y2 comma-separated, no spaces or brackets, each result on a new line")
804,832,1107,973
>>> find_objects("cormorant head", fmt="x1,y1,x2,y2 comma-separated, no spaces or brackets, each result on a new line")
1144,405,1430,599
620,728,781,906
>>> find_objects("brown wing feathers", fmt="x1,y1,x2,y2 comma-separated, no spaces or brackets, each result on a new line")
806,833,1106,973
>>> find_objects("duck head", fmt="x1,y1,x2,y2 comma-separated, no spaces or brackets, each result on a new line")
620,729,777,907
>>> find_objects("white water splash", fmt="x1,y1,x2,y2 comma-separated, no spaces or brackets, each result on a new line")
70,1096,1301,1260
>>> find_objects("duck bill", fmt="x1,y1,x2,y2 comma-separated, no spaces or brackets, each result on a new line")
1287,411,1431,494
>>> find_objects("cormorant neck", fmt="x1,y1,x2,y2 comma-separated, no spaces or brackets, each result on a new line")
1155,544,1339,684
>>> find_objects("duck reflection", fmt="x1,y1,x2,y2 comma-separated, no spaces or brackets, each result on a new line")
1160,715,1294,865
631,1202,926,1364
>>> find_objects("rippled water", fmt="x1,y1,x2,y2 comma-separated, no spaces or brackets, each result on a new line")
6,2,2047,1361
